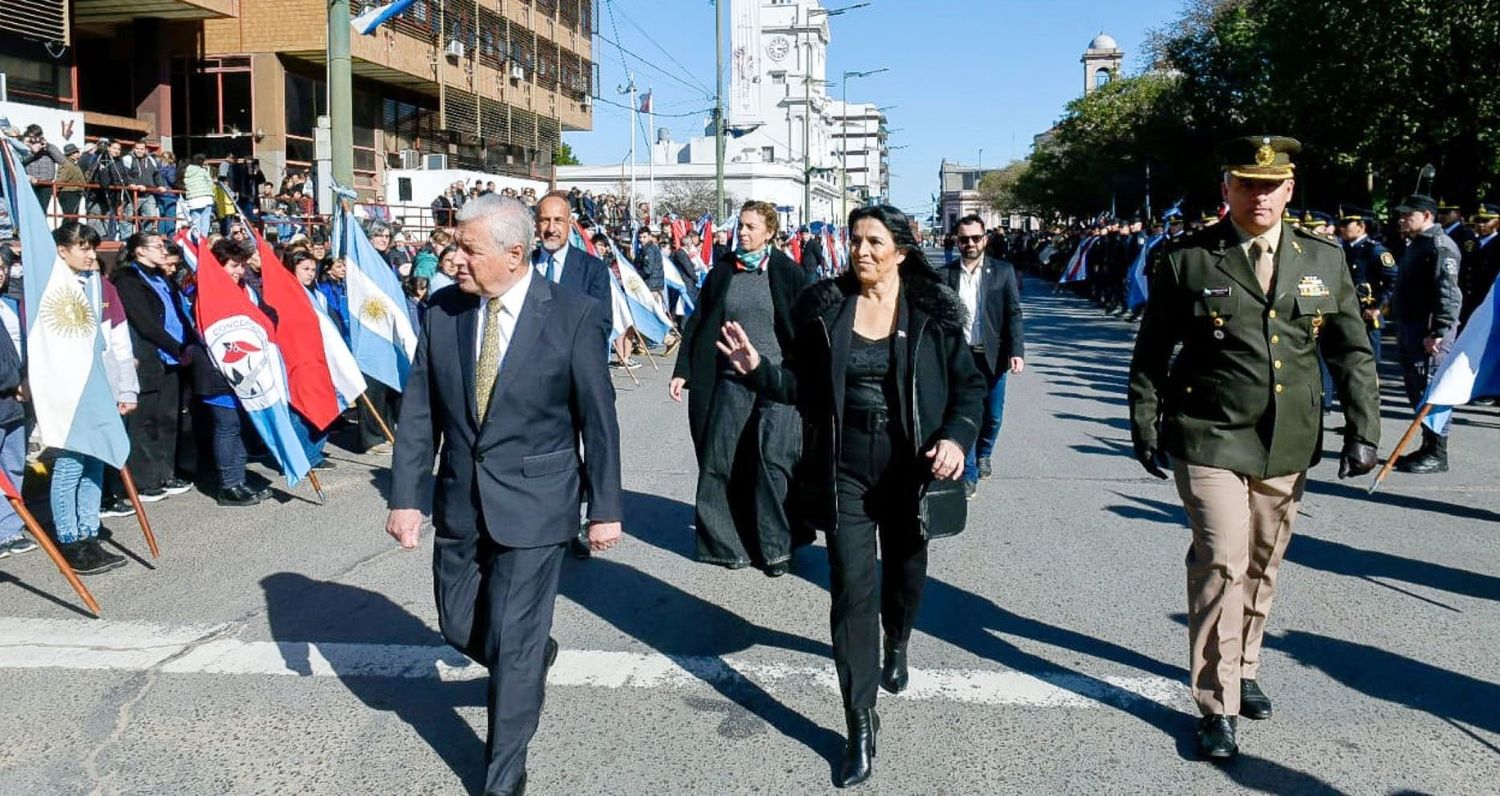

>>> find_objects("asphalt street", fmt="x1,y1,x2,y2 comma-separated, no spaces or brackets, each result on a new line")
2,264,1497,795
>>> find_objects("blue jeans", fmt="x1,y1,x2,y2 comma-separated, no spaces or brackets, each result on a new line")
50,451,103,543
207,403,248,489
0,421,26,543
190,205,214,236
963,357,1008,483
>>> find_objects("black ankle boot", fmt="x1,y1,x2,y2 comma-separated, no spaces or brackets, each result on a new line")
837,708,879,788
881,638,908,694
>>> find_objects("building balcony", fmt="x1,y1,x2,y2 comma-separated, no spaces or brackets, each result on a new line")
72,0,238,26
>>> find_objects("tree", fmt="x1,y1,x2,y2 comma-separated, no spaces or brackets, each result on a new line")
977,160,1033,216
656,180,739,221
554,142,581,166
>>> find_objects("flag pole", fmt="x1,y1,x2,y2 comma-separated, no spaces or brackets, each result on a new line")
1367,404,1432,495
118,467,160,559
0,472,100,617
307,471,327,505
632,329,661,372
359,392,397,444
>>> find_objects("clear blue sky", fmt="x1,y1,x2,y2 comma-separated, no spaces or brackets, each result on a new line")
565,0,1183,219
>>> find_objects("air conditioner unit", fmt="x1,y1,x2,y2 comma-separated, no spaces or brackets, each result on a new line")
509,64,526,81
423,153,449,170
397,149,421,169
445,40,465,60
579,94,591,109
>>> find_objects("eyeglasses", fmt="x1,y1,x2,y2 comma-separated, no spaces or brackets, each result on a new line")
956,235,985,243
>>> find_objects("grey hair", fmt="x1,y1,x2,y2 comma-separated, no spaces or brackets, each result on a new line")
456,193,535,251
363,218,394,238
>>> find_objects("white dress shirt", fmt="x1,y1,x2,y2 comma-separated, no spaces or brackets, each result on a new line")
535,242,568,284
475,266,534,366
957,258,985,345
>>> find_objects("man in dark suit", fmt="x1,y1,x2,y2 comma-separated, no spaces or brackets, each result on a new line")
387,194,623,796
944,214,1025,497
798,227,826,279
533,191,613,559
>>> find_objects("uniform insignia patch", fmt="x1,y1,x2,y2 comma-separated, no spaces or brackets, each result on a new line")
1464,239,1476,252
1444,258,1458,275
1203,287,1232,298
1379,251,1395,267
1296,276,1330,297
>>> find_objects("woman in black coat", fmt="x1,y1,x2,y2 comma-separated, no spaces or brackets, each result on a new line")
718,205,985,788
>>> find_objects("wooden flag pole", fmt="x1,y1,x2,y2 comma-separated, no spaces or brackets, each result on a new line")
359,392,397,444
307,472,327,505
632,329,662,372
117,467,160,559
613,349,641,387
0,478,101,617
1367,404,1433,495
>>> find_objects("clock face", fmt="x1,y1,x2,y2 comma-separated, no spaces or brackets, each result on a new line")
766,36,790,62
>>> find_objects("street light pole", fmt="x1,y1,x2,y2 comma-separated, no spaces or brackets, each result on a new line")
801,3,868,227
328,0,353,192
840,67,887,222
715,0,725,220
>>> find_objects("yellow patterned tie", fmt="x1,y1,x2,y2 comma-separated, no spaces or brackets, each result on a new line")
475,297,504,420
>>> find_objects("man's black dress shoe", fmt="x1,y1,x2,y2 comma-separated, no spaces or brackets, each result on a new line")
544,637,558,670
764,561,789,578
1197,714,1238,760
1239,679,1272,720
978,456,993,478
836,708,879,787
216,484,262,507
881,637,908,694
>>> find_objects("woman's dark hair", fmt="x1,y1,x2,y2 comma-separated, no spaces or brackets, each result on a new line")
123,231,164,264
438,244,458,263
211,238,253,265
404,275,430,298
739,200,780,237
847,204,931,271
163,242,183,260
284,248,316,272
53,221,101,249
191,152,208,166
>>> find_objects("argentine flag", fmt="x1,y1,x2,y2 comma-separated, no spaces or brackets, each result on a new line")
605,239,673,344
333,205,418,391
2,137,129,468
662,248,696,316
352,0,416,35
1125,233,1166,311
1422,277,1500,434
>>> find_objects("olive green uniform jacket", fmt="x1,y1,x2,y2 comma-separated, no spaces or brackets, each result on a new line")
1128,221,1380,479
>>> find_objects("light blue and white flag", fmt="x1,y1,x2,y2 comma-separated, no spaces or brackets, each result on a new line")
1125,233,1167,311
351,0,416,35
662,248,696,317
333,205,417,391
1422,277,1500,434
2,135,129,468
605,238,673,344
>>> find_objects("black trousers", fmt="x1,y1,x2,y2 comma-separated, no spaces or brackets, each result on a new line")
693,378,800,567
359,382,398,451
125,368,181,490
434,531,566,796
829,420,928,710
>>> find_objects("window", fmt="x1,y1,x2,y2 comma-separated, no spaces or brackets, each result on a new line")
1095,67,1112,87
762,146,775,162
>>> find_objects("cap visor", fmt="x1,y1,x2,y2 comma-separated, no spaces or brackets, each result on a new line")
1227,168,1294,182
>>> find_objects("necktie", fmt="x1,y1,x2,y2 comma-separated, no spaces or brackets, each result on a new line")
475,297,507,420
1250,237,1274,296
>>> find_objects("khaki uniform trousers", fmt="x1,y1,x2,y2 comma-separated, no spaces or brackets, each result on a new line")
1174,462,1306,716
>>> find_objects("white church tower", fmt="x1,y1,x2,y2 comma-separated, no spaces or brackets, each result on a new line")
1082,33,1124,94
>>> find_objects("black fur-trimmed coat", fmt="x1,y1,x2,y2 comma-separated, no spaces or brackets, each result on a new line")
748,265,986,539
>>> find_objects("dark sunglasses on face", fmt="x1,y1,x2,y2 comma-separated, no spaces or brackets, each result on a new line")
957,235,984,243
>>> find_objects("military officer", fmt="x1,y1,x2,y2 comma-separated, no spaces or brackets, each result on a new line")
1392,194,1463,474
1128,135,1380,761
1459,202,1500,327
1438,199,1476,255
1336,207,1398,360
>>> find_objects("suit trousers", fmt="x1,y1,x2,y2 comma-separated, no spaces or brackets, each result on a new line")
692,377,800,567
433,532,566,796
126,368,181,490
829,421,928,710
1174,462,1305,716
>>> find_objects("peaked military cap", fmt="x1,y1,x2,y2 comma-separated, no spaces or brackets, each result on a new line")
1436,197,1462,212
1471,202,1499,222
1338,205,1377,224
1395,194,1438,214
1219,135,1301,181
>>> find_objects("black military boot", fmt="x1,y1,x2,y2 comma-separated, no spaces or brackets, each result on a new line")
881,637,909,694
836,708,879,788
1402,432,1449,474
1196,714,1237,760
1394,429,1436,472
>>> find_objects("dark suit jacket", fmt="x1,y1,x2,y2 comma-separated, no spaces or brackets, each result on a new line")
541,244,612,343
800,237,826,277
672,248,809,446
668,248,702,304
390,276,622,548
943,256,1025,374
111,263,195,393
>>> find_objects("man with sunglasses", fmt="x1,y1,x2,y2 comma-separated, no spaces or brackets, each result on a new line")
944,214,1025,498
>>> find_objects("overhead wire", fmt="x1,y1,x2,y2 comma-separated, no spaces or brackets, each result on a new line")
608,0,716,96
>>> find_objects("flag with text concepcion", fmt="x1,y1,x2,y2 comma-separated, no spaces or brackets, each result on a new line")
1422,278,1500,434
3,139,129,468
194,246,312,487
252,234,341,429
334,205,418,391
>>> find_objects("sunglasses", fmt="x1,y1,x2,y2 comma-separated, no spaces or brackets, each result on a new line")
956,235,985,243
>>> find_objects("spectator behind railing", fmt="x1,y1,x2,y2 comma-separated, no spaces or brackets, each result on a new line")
180,153,216,236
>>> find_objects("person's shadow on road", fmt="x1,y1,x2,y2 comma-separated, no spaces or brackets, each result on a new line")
261,573,488,795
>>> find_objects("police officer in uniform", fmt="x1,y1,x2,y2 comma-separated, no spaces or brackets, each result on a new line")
1129,136,1380,760
1336,207,1398,360
1438,199,1476,255
1459,202,1500,327
1392,194,1463,474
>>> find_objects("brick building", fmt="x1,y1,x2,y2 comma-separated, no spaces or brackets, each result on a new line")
1,0,595,196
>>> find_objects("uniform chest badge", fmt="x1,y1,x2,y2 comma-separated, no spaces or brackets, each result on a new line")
1464,239,1476,252
1297,275,1330,297
1203,287,1232,298
1380,251,1395,267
